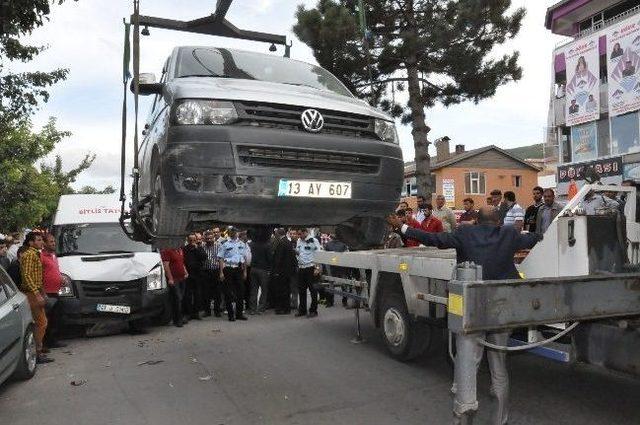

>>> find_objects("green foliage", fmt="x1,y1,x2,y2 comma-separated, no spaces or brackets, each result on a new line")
0,0,73,124
0,1,96,230
0,118,98,231
76,185,116,195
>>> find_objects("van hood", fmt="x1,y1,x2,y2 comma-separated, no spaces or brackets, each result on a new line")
168,78,391,120
58,252,162,282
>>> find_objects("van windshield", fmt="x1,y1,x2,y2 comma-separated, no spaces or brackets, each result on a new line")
175,48,353,97
55,223,152,256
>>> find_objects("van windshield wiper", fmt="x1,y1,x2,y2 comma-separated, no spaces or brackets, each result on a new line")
177,73,233,78
59,251,94,257
97,250,135,254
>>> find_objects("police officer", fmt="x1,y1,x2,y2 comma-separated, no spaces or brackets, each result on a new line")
217,226,248,321
295,228,322,318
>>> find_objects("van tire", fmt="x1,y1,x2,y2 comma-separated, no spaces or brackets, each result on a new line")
150,167,189,240
13,325,37,381
337,217,387,250
153,299,172,326
380,292,431,361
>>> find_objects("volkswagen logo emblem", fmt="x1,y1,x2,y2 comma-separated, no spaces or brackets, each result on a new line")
301,109,324,133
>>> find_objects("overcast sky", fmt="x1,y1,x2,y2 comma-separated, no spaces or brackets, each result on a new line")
17,0,566,190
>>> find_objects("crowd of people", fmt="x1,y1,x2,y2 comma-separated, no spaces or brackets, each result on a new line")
386,186,566,249
0,231,67,365
159,226,339,328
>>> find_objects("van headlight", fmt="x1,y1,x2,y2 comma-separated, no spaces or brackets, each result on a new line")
146,266,165,291
374,119,399,144
173,100,238,125
58,274,75,297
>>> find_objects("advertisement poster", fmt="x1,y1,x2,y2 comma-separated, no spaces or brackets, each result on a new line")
570,122,598,163
442,179,455,208
564,35,600,126
557,156,623,195
607,16,640,116
624,162,640,181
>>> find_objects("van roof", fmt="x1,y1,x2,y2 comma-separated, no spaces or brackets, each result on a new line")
53,194,124,225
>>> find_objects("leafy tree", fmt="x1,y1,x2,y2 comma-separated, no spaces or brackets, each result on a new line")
0,0,71,126
0,117,96,230
77,185,116,194
294,0,525,197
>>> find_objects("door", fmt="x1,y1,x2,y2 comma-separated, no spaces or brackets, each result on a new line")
0,274,21,376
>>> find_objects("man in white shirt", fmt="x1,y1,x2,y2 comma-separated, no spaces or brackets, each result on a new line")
414,195,428,223
502,191,525,232
432,194,457,232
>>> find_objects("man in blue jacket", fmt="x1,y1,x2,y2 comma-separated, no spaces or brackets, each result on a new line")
387,206,541,425
387,206,540,280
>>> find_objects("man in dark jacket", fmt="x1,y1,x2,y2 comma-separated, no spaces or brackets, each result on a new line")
271,228,297,314
182,233,207,320
387,206,541,425
387,207,540,280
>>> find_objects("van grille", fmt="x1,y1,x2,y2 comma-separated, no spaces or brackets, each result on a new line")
79,278,144,298
234,101,377,139
237,146,380,174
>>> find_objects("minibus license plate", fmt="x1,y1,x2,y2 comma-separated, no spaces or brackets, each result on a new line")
97,304,131,314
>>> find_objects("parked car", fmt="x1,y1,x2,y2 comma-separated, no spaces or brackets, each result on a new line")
132,47,404,248
0,267,37,386
52,194,170,330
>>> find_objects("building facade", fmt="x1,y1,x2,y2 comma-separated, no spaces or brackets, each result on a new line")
546,0,640,194
402,140,539,209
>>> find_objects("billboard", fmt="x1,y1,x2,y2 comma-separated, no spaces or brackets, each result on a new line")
557,156,623,195
607,16,640,116
564,35,600,126
442,179,455,208
570,122,598,162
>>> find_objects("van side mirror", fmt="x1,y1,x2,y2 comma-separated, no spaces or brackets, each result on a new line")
130,72,163,96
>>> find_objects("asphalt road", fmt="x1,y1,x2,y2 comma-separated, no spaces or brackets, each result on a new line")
1,307,639,425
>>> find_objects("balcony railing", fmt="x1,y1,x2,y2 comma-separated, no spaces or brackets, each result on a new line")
555,4,640,49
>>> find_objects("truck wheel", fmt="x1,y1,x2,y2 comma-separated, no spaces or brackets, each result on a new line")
380,293,431,361
150,171,189,240
12,325,37,380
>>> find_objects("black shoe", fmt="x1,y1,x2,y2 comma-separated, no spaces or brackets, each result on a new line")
174,321,183,328
295,312,306,317
228,317,236,322
236,315,248,321
47,341,68,349
37,355,55,364
307,311,318,318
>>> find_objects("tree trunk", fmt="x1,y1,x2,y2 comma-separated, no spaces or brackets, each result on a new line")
406,62,431,199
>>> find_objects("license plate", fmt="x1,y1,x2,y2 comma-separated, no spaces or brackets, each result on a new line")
96,304,131,314
278,180,352,199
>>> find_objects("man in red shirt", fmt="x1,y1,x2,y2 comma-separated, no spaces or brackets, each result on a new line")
419,204,444,233
397,210,423,247
41,233,67,349
160,246,188,327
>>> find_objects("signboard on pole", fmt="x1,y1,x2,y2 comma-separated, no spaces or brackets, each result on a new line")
442,179,455,208
564,35,600,126
607,16,640,116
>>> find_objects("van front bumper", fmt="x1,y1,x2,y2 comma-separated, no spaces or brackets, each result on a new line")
57,283,169,325
158,125,403,225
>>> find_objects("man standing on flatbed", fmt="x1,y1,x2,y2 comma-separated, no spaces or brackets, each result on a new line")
387,207,541,425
